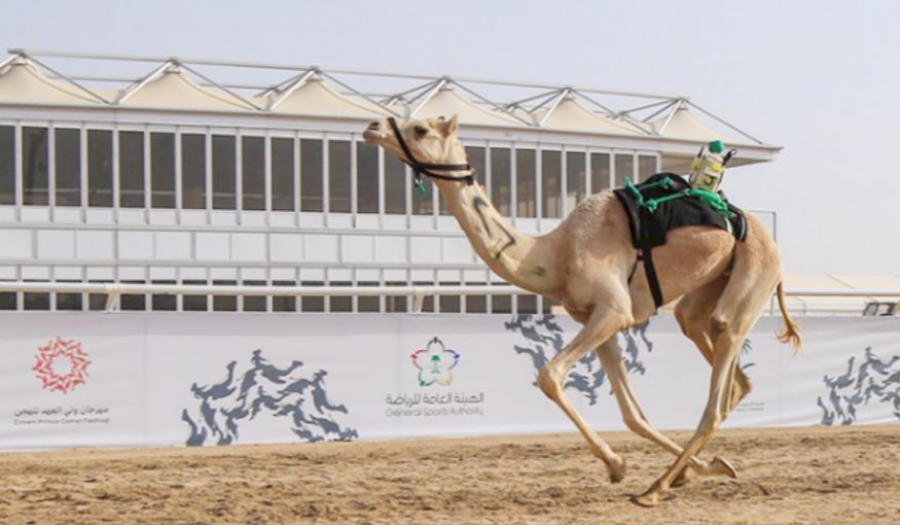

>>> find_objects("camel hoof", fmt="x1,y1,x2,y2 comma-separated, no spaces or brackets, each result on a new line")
630,490,660,508
608,458,627,483
671,466,696,488
710,456,737,478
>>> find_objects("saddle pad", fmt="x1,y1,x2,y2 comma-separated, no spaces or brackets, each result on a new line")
613,172,747,250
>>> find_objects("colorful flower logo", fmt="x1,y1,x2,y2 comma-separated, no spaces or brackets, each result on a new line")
33,337,91,394
411,337,460,387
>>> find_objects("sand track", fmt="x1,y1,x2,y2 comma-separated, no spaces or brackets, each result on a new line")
0,425,897,524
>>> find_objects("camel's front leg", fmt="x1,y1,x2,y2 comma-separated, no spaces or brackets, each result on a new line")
538,306,630,482
595,339,736,480
631,333,741,507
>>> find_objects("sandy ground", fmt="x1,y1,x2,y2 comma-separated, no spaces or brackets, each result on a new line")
0,425,897,525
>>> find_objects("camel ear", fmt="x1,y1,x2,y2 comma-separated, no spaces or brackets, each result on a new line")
441,114,459,137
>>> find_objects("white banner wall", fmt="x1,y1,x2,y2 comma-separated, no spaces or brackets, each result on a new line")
0,313,898,450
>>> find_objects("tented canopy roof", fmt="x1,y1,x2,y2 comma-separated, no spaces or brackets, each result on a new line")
0,60,100,106
0,50,780,166
118,65,254,111
268,76,388,118
650,104,744,145
534,94,642,136
410,85,522,128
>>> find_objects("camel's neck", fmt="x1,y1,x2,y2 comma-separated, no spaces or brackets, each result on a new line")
433,178,561,297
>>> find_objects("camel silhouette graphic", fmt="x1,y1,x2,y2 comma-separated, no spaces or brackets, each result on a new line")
505,314,653,406
182,349,358,445
817,347,900,426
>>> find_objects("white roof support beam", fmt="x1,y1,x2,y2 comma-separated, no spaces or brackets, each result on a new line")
115,60,178,104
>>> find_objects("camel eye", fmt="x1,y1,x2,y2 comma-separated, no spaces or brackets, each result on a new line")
413,125,429,138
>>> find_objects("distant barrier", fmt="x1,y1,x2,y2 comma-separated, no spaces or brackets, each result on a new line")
1,312,898,451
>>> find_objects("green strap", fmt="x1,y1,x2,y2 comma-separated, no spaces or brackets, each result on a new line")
624,178,645,206
645,189,690,213
688,188,731,218
627,177,731,219
625,177,673,208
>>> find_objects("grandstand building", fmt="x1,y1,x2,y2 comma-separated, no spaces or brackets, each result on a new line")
0,50,781,314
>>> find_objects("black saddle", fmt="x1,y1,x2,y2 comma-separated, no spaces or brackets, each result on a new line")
612,173,748,308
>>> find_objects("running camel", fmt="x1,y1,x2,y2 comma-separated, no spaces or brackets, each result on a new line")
363,115,801,507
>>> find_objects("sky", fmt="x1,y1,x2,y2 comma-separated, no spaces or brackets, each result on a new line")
5,0,900,275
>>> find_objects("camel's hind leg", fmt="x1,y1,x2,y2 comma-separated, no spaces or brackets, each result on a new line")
595,337,736,480
677,276,754,411
668,275,751,487
632,228,782,507
538,304,633,482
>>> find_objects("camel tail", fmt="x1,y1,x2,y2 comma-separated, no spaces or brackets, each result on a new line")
775,282,802,355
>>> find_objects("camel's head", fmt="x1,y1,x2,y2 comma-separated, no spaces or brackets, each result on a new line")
363,115,466,169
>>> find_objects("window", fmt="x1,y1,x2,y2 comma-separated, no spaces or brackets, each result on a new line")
412,281,434,313
491,283,512,314
301,280,325,312
385,281,407,312
88,130,113,207
638,155,657,182
183,280,208,312
357,281,380,312
119,131,145,208
439,282,461,313
88,280,112,311
271,137,295,212
55,128,81,207
300,139,323,212
242,280,267,312
272,280,296,312
566,151,586,212
242,136,265,211
0,126,14,204
181,134,206,210
330,280,352,312
590,153,611,193
518,295,538,314
56,281,83,311
384,153,406,215
541,149,562,218
465,282,487,314
356,142,379,214
329,140,351,213
490,147,511,216
212,280,237,311
615,153,634,184
151,281,177,311
0,289,16,310
516,149,536,218
120,281,146,311
150,132,175,208
212,135,236,210
23,281,50,311
22,127,49,205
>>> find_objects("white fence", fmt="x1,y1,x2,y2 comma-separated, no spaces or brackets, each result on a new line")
1,281,898,314
1,312,899,451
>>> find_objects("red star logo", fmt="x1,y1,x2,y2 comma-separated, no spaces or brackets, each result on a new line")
33,337,91,394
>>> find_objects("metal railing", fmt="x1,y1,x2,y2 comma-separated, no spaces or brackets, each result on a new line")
0,282,898,315
0,282,527,313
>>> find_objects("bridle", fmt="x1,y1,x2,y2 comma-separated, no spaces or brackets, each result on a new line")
387,117,474,186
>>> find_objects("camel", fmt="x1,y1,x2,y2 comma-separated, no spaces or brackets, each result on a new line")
363,115,801,507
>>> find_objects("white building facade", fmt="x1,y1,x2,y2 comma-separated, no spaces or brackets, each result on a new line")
0,50,780,315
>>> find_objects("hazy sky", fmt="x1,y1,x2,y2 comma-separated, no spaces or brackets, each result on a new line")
6,0,899,274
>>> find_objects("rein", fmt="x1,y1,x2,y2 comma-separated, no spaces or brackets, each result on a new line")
387,117,474,188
